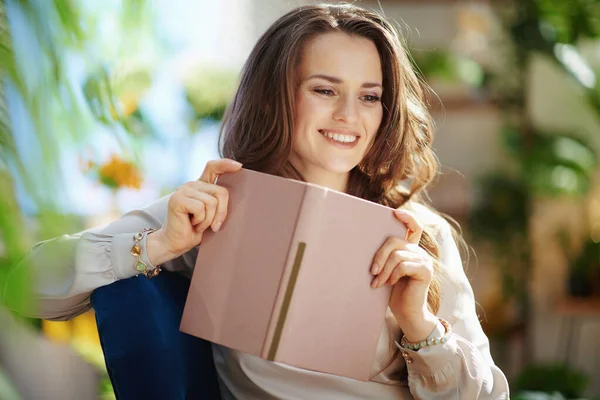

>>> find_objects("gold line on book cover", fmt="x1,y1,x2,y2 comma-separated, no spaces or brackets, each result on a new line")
268,242,307,361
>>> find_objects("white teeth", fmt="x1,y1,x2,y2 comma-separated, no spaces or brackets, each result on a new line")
320,130,357,143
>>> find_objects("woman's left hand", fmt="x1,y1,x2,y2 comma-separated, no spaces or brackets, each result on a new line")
370,208,438,342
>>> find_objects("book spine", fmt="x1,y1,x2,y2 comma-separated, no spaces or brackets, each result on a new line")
261,185,327,360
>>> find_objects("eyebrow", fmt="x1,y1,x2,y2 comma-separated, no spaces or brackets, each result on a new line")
306,74,383,89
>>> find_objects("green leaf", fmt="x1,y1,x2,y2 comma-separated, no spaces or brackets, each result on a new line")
183,67,238,124
469,173,530,240
527,164,590,196
515,362,589,398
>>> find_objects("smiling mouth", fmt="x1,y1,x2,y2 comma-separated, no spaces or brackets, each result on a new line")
318,129,359,144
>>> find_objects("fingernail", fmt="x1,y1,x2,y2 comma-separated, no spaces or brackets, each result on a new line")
371,263,380,275
230,160,242,167
371,278,379,288
212,222,222,232
395,208,406,214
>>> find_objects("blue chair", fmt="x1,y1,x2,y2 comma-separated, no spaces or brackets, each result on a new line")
91,271,222,400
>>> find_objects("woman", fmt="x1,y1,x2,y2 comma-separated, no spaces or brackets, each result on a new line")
7,4,509,399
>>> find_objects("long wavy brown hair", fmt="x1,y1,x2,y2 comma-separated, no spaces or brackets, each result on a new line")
220,3,445,314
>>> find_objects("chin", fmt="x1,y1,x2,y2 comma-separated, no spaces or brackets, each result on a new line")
320,160,360,174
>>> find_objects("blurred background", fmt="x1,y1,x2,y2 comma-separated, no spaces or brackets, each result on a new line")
1,0,599,399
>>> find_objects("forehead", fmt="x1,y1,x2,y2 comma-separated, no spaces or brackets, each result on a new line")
298,32,382,83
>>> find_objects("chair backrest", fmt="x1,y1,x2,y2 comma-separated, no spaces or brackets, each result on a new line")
91,271,222,400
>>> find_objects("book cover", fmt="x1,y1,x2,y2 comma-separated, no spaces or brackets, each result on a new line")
179,168,406,381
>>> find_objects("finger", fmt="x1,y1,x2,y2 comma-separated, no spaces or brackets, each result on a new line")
195,194,218,232
199,159,243,184
386,261,423,286
372,248,420,288
183,181,230,231
180,186,219,232
394,208,423,244
371,236,407,275
172,195,206,230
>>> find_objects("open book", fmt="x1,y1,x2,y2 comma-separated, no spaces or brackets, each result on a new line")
180,168,406,381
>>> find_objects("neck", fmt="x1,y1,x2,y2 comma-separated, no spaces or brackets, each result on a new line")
288,161,349,193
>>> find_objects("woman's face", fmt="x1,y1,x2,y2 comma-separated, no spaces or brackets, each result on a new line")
290,32,384,185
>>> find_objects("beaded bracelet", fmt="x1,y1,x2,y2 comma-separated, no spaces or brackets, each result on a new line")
131,228,162,279
399,318,452,351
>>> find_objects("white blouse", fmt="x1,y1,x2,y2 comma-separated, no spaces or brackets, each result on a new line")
5,194,509,399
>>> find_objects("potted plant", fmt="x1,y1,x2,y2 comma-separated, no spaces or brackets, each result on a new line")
560,236,600,297
513,363,590,399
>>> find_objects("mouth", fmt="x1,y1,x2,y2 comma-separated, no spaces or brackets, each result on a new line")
318,129,360,145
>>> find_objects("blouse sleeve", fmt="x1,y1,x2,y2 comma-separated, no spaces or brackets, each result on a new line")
4,194,197,321
398,221,510,399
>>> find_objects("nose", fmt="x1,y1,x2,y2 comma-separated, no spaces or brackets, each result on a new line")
332,95,358,124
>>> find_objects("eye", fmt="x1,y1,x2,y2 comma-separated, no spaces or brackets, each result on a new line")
313,88,335,96
362,95,381,103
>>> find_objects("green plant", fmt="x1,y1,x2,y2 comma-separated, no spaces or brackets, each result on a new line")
514,392,566,400
82,62,156,139
465,1,600,364
182,66,238,129
559,233,600,297
504,129,599,197
514,363,590,399
98,375,116,400
469,173,530,302
411,49,487,89
0,1,152,399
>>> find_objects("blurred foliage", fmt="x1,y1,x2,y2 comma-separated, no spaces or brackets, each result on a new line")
534,0,600,44
83,62,156,140
1,0,154,301
43,312,106,369
470,173,530,242
514,363,590,399
446,0,600,374
0,0,154,398
183,67,238,129
513,392,567,400
503,129,599,197
98,375,116,400
508,0,600,111
412,50,487,89
461,1,600,368
1,1,91,201
559,232,600,297
0,0,238,397
83,154,144,191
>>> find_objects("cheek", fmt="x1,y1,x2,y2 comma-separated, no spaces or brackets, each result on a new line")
295,89,317,121
295,90,330,127
366,106,384,140
294,92,317,147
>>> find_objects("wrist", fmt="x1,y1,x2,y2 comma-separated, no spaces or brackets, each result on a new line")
397,310,438,343
146,228,179,266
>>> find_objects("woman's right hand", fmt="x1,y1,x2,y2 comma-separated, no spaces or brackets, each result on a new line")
147,158,243,266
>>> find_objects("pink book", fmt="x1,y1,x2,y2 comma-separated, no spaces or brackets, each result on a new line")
179,168,406,381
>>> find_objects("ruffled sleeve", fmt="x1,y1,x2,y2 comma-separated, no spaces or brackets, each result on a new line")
5,194,197,321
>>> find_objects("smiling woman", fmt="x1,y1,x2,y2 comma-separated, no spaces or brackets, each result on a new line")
7,3,509,400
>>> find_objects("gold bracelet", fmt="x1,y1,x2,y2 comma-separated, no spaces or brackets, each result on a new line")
400,318,452,351
131,228,162,279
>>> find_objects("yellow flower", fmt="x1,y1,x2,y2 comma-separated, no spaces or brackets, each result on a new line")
97,154,143,190
109,94,139,119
